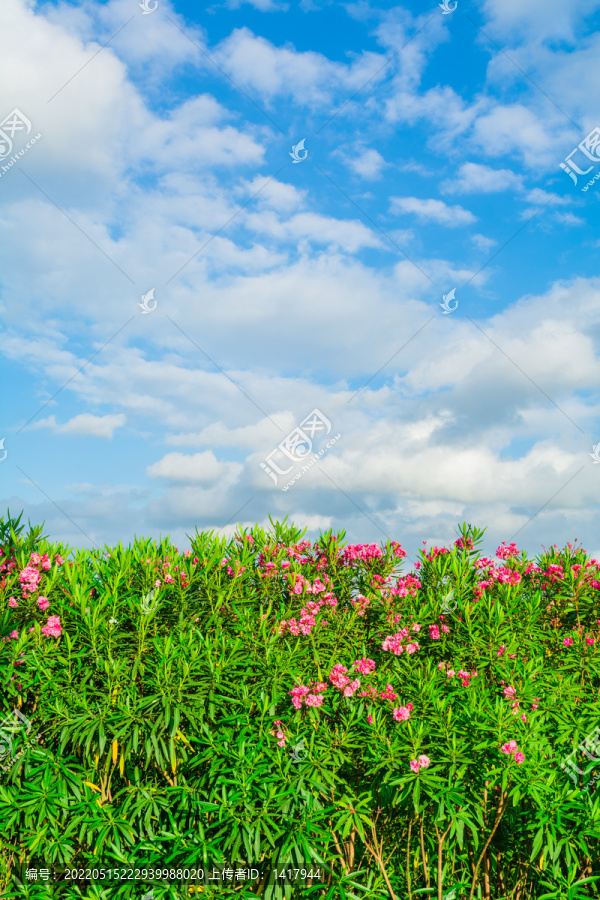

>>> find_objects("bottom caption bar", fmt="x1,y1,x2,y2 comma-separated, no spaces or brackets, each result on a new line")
22,864,326,886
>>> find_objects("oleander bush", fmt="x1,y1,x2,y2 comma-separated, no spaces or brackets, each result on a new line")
1,508,600,900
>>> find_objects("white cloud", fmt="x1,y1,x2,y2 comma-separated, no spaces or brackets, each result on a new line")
147,450,241,485
479,0,599,43
211,26,388,105
389,196,477,226
223,0,289,9
552,211,586,226
471,233,497,252
28,413,126,438
523,188,571,206
441,162,523,195
470,104,565,170
344,148,387,179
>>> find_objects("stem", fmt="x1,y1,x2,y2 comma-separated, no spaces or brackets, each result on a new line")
406,816,413,900
434,823,452,900
363,821,398,900
328,818,348,876
468,789,509,900
420,815,429,887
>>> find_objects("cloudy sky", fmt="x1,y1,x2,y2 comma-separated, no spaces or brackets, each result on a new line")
1,0,600,565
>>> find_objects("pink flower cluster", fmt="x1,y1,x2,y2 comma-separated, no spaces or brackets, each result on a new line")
360,683,398,702
437,662,478,686
501,740,525,764
392,704,413,722
220,557,246,578
382,628,420,656
410,754,430,773
474,565,523,599
350,594,370,616
341,543,383,563
329,664,361,697
386,574,421,598
501,682,534,722
41,615,62,638
271,719,287,747
289,680,328,710
496,542,520,560
279,593,336,637
0,629,19,643
353,657,376,675
389,542,407,559
455,537,475,551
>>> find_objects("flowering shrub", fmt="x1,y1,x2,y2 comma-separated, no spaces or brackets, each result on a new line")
0,513,599,899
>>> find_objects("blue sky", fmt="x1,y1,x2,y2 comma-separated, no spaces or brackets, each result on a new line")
1,0,600,565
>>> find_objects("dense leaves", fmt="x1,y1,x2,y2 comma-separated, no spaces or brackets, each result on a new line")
0,512,599,898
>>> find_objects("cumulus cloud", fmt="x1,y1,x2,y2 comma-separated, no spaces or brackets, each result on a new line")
389,197,477,226
440,163,523,195
28,413,127,438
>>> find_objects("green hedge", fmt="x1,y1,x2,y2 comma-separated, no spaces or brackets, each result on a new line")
1,510,600,900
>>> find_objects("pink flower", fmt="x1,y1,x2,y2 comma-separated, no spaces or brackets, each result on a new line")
54,554,64,566
406,642,419,654
353,657,376,674
446,669,455,678
8,597,18,608
367,714,373,724
429,624,441,640
343,678,361,698
496,542,519,560
36,596,50,611
441,624,450,633
503,685,517,699
563,636,574,647
411,623,421,632
392,706,412,722
514,752,525,765
497,645,506,657
41,615,62,638
19,566,42,593
305,693,324,707
410,754,430,772
9,630,18,640
586,635,595,646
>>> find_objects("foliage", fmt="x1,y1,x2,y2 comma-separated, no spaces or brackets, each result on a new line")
1,511,600,899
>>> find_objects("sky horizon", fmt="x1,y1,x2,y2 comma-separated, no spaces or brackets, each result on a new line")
2,0,600,567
